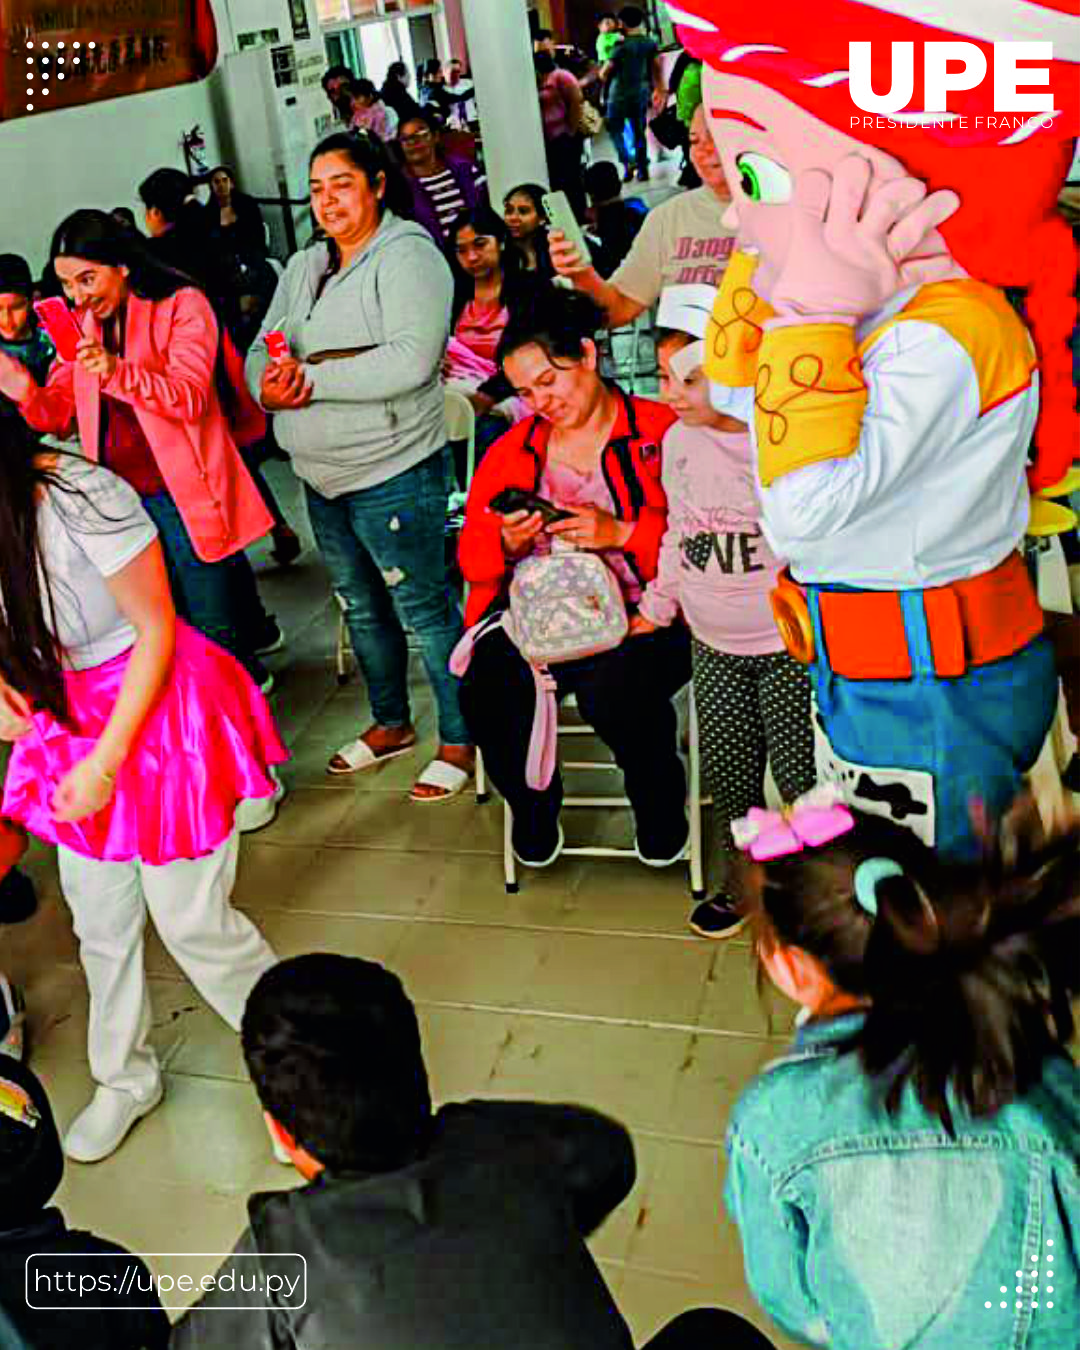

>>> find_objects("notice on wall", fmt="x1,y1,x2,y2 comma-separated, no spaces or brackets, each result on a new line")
297,50,322,88
270,42,296,89
287,0,309,43
0,0,218,121
237,28,281,51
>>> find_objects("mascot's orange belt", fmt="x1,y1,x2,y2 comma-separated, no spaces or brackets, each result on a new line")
707,252,1045,680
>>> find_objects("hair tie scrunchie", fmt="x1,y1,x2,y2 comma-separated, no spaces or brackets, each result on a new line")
855,859,944,955
853,857,905,918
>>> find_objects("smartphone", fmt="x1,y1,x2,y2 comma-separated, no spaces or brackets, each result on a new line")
33,298,83,363
489,487,573,524
542,190,591,264
265,330,291,361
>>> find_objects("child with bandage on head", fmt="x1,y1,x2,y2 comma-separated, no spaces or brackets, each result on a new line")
631,284,815,938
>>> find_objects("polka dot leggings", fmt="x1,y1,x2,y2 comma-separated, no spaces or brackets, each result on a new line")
692,638,816,891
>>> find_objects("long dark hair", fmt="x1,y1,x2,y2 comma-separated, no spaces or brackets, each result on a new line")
744,808,1080,1131
308,132,413,234
50,209,194,300
496,285,604,372
502,183,554,278
0,424,82,725
448,204,523,327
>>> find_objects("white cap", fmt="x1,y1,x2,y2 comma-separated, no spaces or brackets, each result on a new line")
656,283,718,340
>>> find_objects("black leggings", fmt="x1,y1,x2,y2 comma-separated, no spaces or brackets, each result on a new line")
692,639,816,892
642,1308,778,1348
459,624,691,859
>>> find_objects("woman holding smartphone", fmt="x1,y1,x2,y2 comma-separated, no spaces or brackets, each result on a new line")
458,288,690,867
0,211,279,690
247,132,474,801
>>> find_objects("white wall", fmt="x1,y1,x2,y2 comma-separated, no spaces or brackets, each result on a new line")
0,0,322,276
0,79,223,276
358,16,410,84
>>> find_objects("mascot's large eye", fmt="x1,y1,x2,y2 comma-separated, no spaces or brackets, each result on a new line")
735,153,792,203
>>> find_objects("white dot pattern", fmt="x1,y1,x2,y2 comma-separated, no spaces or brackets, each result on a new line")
691,638,816,885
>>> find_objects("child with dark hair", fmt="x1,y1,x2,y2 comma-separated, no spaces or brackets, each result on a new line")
171,954,779,1349
0,254,54,390
583,160,645,278
0,1059,169,1348
347,77,397,141
724,795,1080,1350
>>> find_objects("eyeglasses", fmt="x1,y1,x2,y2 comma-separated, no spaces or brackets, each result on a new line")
400,130,433,145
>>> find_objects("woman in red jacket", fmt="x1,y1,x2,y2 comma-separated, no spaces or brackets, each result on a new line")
458,289,690,867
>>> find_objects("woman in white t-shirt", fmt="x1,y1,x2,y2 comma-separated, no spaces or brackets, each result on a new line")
0,432,284,1163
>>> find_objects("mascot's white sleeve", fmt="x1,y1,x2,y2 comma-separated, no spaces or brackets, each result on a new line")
713,320,1034,590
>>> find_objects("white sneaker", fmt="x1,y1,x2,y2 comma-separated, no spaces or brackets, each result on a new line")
63,1083,164,1163
0,975,26,1061
236,774,286,835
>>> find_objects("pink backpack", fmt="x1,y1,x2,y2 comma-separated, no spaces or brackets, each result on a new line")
450,548,627,789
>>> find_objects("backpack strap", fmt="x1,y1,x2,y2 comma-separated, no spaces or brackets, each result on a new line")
449,611,560,791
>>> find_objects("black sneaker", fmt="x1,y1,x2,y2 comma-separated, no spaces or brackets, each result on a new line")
689,898,747,940
635,827,689,868
0,869,36,925
512,823,565,869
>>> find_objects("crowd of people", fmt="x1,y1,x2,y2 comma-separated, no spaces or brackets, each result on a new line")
0,4,1078,1348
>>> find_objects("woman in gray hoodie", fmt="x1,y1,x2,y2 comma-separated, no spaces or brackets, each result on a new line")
246,133,473,800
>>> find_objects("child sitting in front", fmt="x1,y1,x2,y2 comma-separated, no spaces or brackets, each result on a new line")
725,794,1080,1350
631,289,815,937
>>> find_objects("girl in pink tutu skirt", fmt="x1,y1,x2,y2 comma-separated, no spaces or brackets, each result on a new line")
0,425,285,1162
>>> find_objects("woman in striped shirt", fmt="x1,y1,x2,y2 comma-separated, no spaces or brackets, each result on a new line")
399,109,487,250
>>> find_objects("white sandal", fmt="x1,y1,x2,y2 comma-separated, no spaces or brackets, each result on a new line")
327,736,417,776
409,758,473,803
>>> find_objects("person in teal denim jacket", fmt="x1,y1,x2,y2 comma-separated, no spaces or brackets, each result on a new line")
723,801,1080,1350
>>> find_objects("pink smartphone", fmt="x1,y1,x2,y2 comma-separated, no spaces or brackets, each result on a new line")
265,330,291,361
33,298,83,362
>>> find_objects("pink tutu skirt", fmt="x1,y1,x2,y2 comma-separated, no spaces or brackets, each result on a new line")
2,622,288,865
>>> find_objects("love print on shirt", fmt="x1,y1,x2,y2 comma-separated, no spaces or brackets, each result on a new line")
682,531,764,575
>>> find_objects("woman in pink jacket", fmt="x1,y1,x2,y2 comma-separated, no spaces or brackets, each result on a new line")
0,211,279,690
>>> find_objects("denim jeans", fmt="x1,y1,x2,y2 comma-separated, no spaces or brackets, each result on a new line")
141,491,271,680
305,447,469,745
607,98,649,177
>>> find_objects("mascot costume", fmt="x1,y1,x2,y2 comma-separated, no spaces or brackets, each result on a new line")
670,0,1079,856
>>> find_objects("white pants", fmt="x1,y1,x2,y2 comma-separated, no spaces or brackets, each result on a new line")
57,831,278,1100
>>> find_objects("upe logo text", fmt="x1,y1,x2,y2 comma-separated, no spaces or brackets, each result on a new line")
848,42,1054,114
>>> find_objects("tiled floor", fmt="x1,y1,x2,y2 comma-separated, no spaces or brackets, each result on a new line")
4,406,800,1345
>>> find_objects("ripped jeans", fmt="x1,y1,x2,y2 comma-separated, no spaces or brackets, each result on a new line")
305,447,470,745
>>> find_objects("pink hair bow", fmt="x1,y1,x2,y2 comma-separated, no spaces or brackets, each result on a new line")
731,784,854,862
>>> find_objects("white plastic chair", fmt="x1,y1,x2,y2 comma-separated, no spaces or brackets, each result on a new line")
500,684,707,897
602,305,658,395
444,386,477,491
